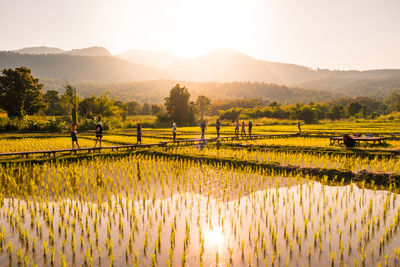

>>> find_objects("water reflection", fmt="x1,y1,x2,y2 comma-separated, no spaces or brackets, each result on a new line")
205,225,225,248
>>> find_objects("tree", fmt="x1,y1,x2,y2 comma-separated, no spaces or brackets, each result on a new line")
292,106,317,123
127,101,140,115
219,108,242,122
141,103,151,115
78,96,97,118
114,101,128,120
62,85,79,122
164,84,195,125
151,104,163,115
347,102,364,117
385,92,400,113
0,67,46,119
326,105,345,120
43,90,62,115
195,95,211,121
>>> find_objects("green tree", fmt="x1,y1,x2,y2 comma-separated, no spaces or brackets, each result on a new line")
141,103,151,115
151,104,163,115
62,85,79,122
43,90,62,115
292,106,317,123
326,105,345,120
347,102,364,117
195,95,211,121
114,101,128,120
164,84,195,125
385,92,400,113
78,96,98,118
127,101,140,115
219,108,242,122
0,67,46,119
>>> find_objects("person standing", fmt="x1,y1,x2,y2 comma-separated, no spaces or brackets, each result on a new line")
136,123,142,144
248,120,253,139
200,120,206,139
70,122,80,149
172,123,177,141
94,117,103,148
241,121,246,138
216,119,221,138
297,121,304,135
235,120,239,138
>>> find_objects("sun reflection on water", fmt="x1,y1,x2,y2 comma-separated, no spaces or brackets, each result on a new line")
205,225,225,248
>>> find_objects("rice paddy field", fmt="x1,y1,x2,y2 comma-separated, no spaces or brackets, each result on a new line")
1,121,400,266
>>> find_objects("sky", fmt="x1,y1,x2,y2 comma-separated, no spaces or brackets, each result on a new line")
0,0,399,70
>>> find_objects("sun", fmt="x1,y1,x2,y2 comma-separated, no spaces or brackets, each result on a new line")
171,0,250,58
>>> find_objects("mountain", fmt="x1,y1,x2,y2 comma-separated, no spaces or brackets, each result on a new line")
12,46,64,55
0,52,168,82
298,75,400,98
11,46,111,57
69,46,111,57
119,48,400,86
3,46,400,98
41,79,338,104
117,50,179,70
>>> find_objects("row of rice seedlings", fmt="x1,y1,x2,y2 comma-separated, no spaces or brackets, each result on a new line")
176,146,400,174
0,137,116,153
1,155,400,266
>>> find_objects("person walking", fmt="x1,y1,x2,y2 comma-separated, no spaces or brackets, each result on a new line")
248,120,253,139
297,121,304,135
136,123,142,144
241,121,246,138
200,120,207,139
235,120,239,138
70,122,80,149
172,122,177,142
94,117,103,148
216,119,221,138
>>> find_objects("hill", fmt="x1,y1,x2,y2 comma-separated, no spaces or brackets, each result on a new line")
297,75,400,98
42,79,338,104
116,50,179,70
10,46,111,57
0,52,168,82
12,46,65,55
2,47,400,98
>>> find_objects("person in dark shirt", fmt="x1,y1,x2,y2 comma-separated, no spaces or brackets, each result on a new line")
136,123,142,144
248,120,253,139
94,117,103,148
216,119,221,138
200,120,206,139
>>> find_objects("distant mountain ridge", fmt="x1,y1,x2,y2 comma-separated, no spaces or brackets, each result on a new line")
10,46,111,57
2,46,400,99
0,51,168,82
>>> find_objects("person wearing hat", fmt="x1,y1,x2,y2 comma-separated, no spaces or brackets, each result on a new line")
94,116,103,148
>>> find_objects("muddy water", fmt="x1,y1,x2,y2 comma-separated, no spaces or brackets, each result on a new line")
1,158,400,266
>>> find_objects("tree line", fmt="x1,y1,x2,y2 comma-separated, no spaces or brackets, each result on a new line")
1,67,400,130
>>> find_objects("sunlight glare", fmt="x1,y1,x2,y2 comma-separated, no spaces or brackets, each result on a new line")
205,226,225,247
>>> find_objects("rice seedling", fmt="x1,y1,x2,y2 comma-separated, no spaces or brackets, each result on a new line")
0,140,400,266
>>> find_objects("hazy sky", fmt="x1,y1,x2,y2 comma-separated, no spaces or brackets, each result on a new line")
1,0,399,70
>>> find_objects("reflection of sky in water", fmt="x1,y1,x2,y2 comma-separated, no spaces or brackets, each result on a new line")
3,157,400,267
